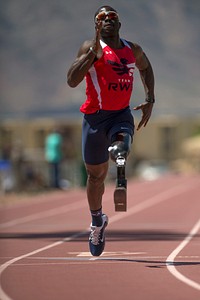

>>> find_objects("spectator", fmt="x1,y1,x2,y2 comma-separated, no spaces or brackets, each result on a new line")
45,128,63,188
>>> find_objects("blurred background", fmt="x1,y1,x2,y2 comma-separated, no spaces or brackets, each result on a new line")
0,0,200,194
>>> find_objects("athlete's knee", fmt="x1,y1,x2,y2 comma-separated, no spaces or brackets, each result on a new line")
85,162,108,185
108,132,132,163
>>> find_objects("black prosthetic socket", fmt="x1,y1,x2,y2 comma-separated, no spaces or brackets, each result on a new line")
108,132,132,163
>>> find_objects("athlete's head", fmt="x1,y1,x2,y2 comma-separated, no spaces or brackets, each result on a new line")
94,6,121,37
94,6,118,21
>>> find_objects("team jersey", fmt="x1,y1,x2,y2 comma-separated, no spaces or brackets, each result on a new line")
80,39,136,114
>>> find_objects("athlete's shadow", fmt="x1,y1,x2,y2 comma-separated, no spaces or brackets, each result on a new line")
0,229,199,242
97,257,200,268
1,230,199,268
105,230,200,268
106,230,198,241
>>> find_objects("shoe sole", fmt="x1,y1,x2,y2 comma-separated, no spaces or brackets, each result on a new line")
114,187,127,211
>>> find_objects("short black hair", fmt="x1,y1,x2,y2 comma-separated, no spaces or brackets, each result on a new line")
94,5,118,19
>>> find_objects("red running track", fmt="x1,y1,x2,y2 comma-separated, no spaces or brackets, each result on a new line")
0,174,200,300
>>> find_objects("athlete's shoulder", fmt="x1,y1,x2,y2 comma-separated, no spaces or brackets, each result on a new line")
124,41,144,58
126,41,143,52
82,40,93,48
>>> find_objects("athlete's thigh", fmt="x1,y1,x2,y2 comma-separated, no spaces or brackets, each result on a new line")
82,116,109,165
108,107,135,141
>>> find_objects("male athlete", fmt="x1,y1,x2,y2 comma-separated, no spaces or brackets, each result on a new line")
67,5,155,256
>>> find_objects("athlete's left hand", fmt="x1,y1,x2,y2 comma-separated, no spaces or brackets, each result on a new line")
133,102,154,130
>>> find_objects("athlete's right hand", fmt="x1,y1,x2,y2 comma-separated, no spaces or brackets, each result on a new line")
92,20,103,54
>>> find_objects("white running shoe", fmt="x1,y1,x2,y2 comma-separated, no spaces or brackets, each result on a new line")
89,214,108,256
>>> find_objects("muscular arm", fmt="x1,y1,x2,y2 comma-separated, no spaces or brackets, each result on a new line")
129,42,155,130
131,43,155,101
67,21,103,88
138,55,155,102
67,41,96,88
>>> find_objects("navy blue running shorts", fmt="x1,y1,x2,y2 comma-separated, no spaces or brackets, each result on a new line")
82,106,134,165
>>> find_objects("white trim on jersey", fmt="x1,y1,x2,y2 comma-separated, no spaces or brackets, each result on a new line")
121,38,131,49
100,39,131,49
100,40,107,49
88,65,102,109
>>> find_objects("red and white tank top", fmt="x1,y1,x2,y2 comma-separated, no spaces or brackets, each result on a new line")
80,39,136,114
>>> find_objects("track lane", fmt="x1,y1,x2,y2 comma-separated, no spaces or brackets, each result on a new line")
0,175,200,300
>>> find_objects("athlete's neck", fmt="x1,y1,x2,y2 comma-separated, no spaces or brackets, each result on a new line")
101,36,123,49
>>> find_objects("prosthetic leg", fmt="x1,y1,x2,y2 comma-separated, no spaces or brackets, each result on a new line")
108,133,132,212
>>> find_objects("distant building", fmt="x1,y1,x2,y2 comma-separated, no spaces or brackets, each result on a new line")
0,114,200,190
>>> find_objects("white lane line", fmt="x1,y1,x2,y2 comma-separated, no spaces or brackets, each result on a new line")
2,255,200,264
0,190,84,210
109,180,199,224
166,218,200,291
0,231,87,300
0,180,199,299
0,198,88,229
1,177,198,229
0,190,115,229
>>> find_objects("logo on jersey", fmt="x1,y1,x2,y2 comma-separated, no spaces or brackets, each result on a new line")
107,58,135,77
107,58,134,92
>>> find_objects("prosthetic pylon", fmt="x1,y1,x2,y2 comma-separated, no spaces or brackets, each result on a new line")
108,133,132,211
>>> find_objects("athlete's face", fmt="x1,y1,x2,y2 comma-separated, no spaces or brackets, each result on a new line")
95,7,121,37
